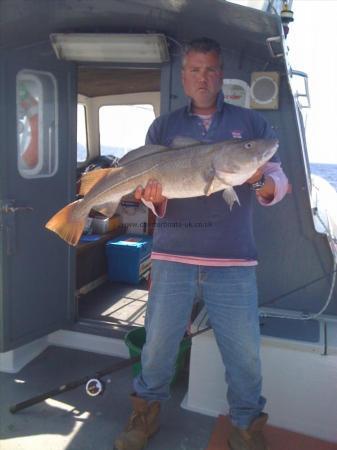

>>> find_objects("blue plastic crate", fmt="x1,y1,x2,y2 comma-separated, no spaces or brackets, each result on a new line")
105,234,152,284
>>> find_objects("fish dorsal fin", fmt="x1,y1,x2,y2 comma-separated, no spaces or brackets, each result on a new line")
170,136,201,148
79,168,121,196
118,144,166,165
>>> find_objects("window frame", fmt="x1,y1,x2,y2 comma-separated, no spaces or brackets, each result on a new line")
16,69,58,179
77,102,89,163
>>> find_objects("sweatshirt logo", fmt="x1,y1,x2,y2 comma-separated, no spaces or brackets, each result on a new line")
231,130,242,139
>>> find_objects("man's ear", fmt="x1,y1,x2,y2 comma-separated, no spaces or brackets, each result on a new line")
218,70,224,87
181,69,186,87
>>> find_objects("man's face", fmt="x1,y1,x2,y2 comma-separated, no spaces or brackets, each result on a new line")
181,50,224,113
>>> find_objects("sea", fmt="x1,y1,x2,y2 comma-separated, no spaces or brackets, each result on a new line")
310,163,337,192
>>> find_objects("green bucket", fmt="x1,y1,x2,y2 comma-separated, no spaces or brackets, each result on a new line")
125,327,191,384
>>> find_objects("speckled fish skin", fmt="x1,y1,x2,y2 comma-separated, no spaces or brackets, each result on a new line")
77,137,278,217
45,137,278,246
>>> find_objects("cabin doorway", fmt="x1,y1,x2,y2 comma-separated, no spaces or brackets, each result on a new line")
74,67,161,335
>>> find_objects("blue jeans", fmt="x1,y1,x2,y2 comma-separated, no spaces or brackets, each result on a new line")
133,260,266,428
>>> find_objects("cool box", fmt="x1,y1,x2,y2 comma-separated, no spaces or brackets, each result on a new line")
105,234,152,284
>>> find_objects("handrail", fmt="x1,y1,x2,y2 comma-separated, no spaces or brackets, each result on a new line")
291,69,311,108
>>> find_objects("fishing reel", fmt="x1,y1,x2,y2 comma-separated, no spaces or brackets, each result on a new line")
85,378,105,397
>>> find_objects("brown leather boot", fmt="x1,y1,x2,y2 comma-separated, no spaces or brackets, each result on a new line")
228,413,269,450
113,394,160,450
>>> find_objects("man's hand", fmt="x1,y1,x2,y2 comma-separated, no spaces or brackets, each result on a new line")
247,169,275,202
246,168,264,185
134,179,167,205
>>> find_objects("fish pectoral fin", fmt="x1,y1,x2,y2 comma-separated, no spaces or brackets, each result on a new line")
222,187,241,210
92,202,119,218
203,167,217,196
79,168,122,196
204,177,216,196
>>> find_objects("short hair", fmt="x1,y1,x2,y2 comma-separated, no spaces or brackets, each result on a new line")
182,37,223,69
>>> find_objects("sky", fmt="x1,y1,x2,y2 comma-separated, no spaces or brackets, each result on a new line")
287,0,337,164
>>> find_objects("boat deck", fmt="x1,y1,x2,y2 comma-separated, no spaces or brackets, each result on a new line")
2,344,337,450
0,345,215,450
78,280,148,329
1,282,337,449
208,416,337,450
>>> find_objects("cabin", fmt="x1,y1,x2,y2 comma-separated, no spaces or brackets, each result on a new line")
1,0,337,448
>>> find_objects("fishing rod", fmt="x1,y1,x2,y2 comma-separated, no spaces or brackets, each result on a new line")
9,325,211,414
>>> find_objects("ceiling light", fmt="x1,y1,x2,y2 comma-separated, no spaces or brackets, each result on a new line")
50,33,169,64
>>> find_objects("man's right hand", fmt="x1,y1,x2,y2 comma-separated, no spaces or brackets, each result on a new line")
134,179,167,205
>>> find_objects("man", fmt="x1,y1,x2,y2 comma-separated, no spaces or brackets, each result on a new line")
114,37,288,450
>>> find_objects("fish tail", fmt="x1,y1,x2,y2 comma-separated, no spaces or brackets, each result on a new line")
45,200,86,246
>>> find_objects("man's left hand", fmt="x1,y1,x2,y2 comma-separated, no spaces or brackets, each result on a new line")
246,168,264,185
247,169,275,202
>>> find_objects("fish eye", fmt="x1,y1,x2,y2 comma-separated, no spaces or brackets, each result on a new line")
244,142,254,150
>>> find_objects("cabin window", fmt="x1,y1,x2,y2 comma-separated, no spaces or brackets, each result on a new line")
77,104,88,162
99,104,155,158
16,70,58,178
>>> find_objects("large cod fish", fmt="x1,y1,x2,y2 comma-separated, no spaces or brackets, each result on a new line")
46,136,278,246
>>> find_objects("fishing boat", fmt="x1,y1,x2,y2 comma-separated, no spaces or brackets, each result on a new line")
1,1,336,448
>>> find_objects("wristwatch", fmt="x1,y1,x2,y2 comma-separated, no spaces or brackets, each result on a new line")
250,174,265,191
